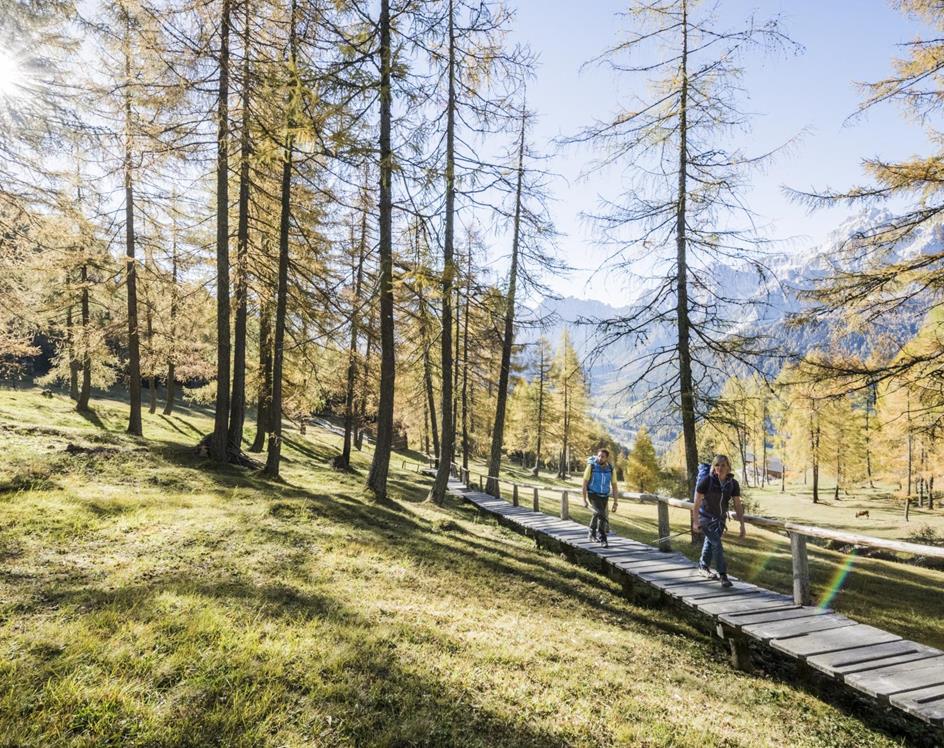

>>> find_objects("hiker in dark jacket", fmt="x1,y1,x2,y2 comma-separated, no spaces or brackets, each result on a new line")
582,448,618,546
691,454,745,588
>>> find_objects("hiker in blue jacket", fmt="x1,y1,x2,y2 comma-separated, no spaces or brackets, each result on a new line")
691,454,745,588
582,448,618,546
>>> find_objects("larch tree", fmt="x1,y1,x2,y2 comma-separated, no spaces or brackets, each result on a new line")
627,427,660,492
571,0,797,492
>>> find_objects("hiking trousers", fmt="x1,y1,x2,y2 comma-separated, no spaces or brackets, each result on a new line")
699,519,727,575
588,492,609,537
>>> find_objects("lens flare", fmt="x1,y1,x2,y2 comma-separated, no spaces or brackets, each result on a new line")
818,550,858,610
744,549,778,581
0,50,22,98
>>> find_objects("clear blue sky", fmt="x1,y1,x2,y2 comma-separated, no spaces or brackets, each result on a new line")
507,0,933,303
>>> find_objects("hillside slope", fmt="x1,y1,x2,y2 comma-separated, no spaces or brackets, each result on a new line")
530,209,943,447
0,388,904,747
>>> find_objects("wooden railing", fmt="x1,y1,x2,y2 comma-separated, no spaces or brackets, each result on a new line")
446,462,944,608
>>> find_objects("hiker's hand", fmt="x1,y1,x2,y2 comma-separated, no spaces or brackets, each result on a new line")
611,501,618,513
582,497,589,508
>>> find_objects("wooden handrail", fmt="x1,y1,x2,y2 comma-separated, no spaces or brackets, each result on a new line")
618,491,944,560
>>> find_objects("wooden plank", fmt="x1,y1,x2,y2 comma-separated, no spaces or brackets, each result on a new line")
637,567,707,584
664,582,762,602
771,624,901,659
808,640,943,677
695,594,794,616
889,683,944,725
613,557,693,573
741,613,855,643
720,606,825,629
844,656,944,699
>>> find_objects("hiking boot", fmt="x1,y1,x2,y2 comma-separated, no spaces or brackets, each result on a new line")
588,530,598,543
600,534,609,548
719,574,733,588
698,563,718,580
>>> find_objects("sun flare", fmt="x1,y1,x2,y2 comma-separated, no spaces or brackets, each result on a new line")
0,50,23,98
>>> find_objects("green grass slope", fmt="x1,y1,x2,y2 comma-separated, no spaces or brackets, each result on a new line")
0,387,910,746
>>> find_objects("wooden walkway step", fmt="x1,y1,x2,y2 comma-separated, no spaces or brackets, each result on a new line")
450,479,944,732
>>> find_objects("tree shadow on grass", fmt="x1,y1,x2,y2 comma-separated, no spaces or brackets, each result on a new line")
132,441,709,643
75,408,107,430
12,571,570,747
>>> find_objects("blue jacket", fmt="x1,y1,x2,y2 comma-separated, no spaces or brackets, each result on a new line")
585,456,613,495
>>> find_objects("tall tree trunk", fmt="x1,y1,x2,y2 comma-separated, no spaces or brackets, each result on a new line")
228,0,252,453
123,10,142,437
428,0,457,504
146,302,156,414
355,306,373,451
263,4,296,479
834,444,841,501
340,215,366,468
487,111,525,496
452,277,460,463
907,394,914,497
761,398,768,486
367,0,395,499
865,379,875,488
163,227,178,415
738,424,749,486
423,394,430,457
419,289,440,461
532,343,544,477
812,418,820,504
558,377,569,479
77,264,92,412
461,250,470,472
211,0,232,460
67,304,79,400
676,1,697,493
249,300,272,452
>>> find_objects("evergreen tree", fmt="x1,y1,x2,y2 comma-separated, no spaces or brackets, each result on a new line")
627,428,660,493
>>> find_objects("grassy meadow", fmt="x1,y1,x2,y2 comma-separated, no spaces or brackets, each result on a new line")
0,385,928,746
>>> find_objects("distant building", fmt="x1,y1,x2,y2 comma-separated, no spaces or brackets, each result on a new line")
744,453,784,482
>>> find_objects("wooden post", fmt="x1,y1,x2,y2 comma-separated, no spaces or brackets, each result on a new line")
658,501,671,552
494,480,501,500
561,490,569,520
789,532,812,606
512,484,519,507
478,474,483,491
532,486,539,512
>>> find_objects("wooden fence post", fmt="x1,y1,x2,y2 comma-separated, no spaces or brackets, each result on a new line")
478,475,483,491
658,501,671,552
512,484,519,507
494,480,501,500
561,490,569,520
789,532,812,606
532,487,539,512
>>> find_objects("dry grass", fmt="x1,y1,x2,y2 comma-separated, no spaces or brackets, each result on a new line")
0,386,913,746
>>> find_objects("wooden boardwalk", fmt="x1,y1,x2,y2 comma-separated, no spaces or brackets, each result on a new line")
449,479,944,734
